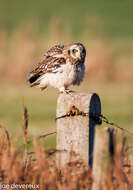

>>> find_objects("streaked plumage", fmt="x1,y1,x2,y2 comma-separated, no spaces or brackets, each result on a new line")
28,43,86,93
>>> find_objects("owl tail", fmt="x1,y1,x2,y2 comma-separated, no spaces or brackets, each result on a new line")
27,72,40,87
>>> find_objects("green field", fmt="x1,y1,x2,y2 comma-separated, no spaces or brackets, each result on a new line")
1,0,133,40
0,0,133,149
0,81,133,148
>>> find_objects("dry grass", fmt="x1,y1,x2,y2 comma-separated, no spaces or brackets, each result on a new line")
0,126,93,190
0,23,133,83
0,106,132,189
102,136,133,190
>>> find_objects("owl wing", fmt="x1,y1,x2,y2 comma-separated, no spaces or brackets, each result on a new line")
45,45,64,57
28,56,66,84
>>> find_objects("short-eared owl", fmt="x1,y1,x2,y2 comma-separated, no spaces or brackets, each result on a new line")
28,43,86,93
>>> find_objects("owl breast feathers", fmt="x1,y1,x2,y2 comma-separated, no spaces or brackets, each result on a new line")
28,43,86,93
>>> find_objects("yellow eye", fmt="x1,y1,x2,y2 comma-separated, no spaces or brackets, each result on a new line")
72,49,78,54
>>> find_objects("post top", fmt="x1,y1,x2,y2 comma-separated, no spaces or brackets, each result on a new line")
57,92,101,125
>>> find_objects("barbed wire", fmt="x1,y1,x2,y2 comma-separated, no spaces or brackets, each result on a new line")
56,105,133,137
100,114,133,136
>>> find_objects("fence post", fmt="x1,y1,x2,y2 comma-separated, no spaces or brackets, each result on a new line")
92,127,117,190
56,92,101,167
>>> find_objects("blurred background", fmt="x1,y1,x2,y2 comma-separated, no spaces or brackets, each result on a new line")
0,0,133,147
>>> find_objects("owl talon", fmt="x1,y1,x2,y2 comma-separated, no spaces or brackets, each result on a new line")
59,89,72,94
65,89,75,94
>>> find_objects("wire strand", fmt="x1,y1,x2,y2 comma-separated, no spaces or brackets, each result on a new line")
55,106,133,137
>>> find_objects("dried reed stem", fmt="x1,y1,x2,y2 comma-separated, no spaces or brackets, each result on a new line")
22,100,28,166
0,121,10,150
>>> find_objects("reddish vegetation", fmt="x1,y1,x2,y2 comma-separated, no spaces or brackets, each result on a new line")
0,126,93,190
0,105,132,189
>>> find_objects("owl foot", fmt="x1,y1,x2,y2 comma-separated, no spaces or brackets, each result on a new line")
66,89,75,94
59,89,75,94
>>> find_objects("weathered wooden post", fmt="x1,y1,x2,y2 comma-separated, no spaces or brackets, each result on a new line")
92,127,117,190
56,92,101,167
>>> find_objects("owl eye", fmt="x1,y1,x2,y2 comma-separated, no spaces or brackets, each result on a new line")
72,49,78,54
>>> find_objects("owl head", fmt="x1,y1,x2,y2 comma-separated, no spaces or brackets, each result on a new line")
65,43,86,62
